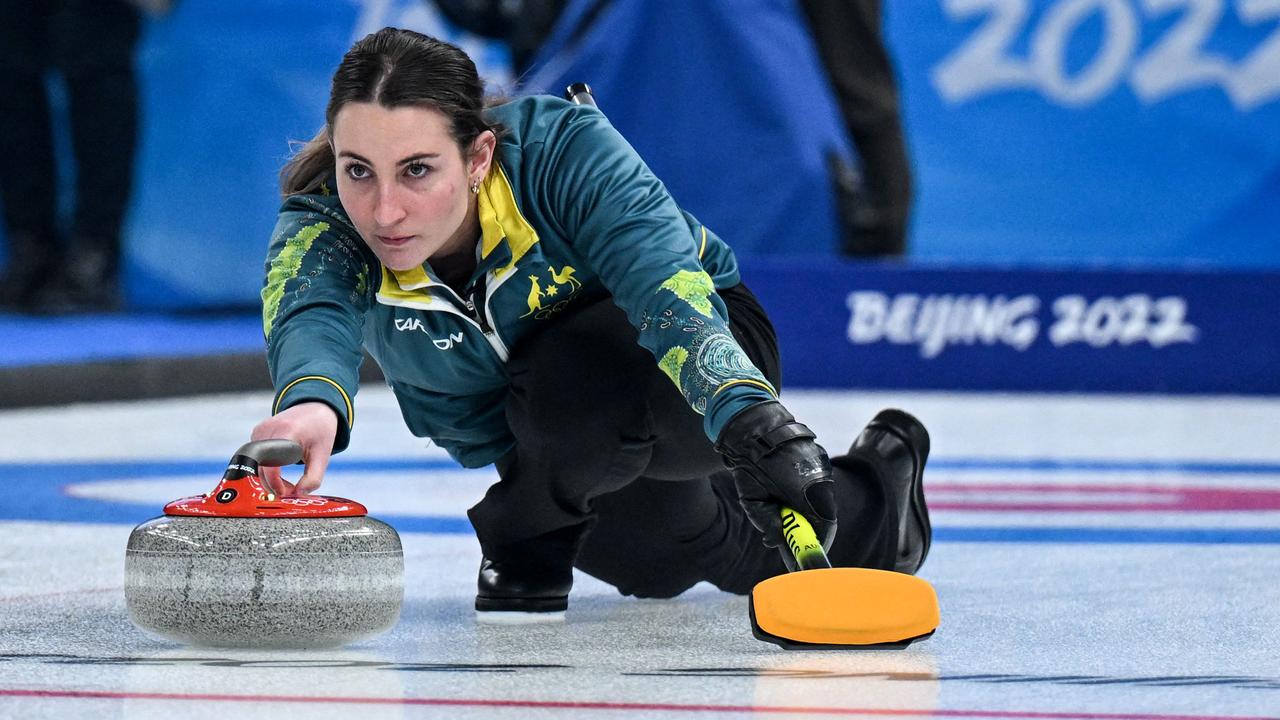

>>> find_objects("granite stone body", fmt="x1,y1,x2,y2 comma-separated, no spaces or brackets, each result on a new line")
125,516,404,648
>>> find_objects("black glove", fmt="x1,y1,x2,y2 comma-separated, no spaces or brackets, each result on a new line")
714,401,837,554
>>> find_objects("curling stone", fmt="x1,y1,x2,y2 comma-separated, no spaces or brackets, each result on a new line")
125,439,403,648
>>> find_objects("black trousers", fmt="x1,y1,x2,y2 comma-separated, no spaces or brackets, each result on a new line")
0,0,140,262
467,285,897,597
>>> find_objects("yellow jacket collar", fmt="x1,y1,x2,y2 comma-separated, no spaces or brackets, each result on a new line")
475,165,539,277
386,264,434,291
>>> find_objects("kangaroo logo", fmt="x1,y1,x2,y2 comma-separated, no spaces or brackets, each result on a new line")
522,265,582,320
520,275,545,318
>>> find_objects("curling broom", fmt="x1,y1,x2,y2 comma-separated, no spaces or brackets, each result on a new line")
748,507,939,649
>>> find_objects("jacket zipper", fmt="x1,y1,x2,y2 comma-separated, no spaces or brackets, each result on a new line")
460,270,489,332
451,275,508,360
464,297,492,334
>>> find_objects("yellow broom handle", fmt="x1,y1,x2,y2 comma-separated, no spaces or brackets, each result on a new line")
781,506,832,571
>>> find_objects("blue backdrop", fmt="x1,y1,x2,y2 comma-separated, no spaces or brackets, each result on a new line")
520,0,853,260
0,0,1275,312
886,0,1280,268
526,0,1280,268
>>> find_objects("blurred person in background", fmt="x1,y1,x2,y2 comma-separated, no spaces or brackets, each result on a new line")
430,0,570,78
798,0,913,258
432,0,913,259
0,0,170,314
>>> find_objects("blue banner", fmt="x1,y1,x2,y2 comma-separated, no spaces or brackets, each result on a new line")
740,260,1280,394
887,0,1280,267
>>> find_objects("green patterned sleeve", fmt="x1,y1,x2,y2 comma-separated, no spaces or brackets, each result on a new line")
261,201,375,453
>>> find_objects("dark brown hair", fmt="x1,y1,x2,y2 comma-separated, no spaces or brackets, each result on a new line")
280,28,499,197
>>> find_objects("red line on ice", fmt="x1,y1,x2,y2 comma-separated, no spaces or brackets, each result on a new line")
0,688,1276,720
926,483,1280,512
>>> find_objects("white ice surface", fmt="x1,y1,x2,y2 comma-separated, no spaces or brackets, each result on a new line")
1,389,1278,719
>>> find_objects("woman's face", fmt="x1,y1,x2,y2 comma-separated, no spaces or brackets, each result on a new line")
332,102,492,272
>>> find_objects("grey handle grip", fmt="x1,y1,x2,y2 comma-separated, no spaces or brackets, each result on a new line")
232,440,304,468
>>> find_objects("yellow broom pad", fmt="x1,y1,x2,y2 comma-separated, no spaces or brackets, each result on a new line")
751,568,940,646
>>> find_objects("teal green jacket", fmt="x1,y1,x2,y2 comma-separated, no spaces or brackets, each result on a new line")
262,95,776,467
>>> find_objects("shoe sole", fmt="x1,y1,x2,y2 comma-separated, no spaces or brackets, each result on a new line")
475,595,569,613
868,409,932,573
475,609,566,624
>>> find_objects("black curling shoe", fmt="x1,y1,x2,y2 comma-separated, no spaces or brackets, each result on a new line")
475,556,572,614
850,408,932,575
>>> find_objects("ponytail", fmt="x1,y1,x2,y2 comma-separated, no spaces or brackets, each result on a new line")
280,129,334,198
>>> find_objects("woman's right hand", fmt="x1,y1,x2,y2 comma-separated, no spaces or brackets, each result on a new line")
249,402,339,497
